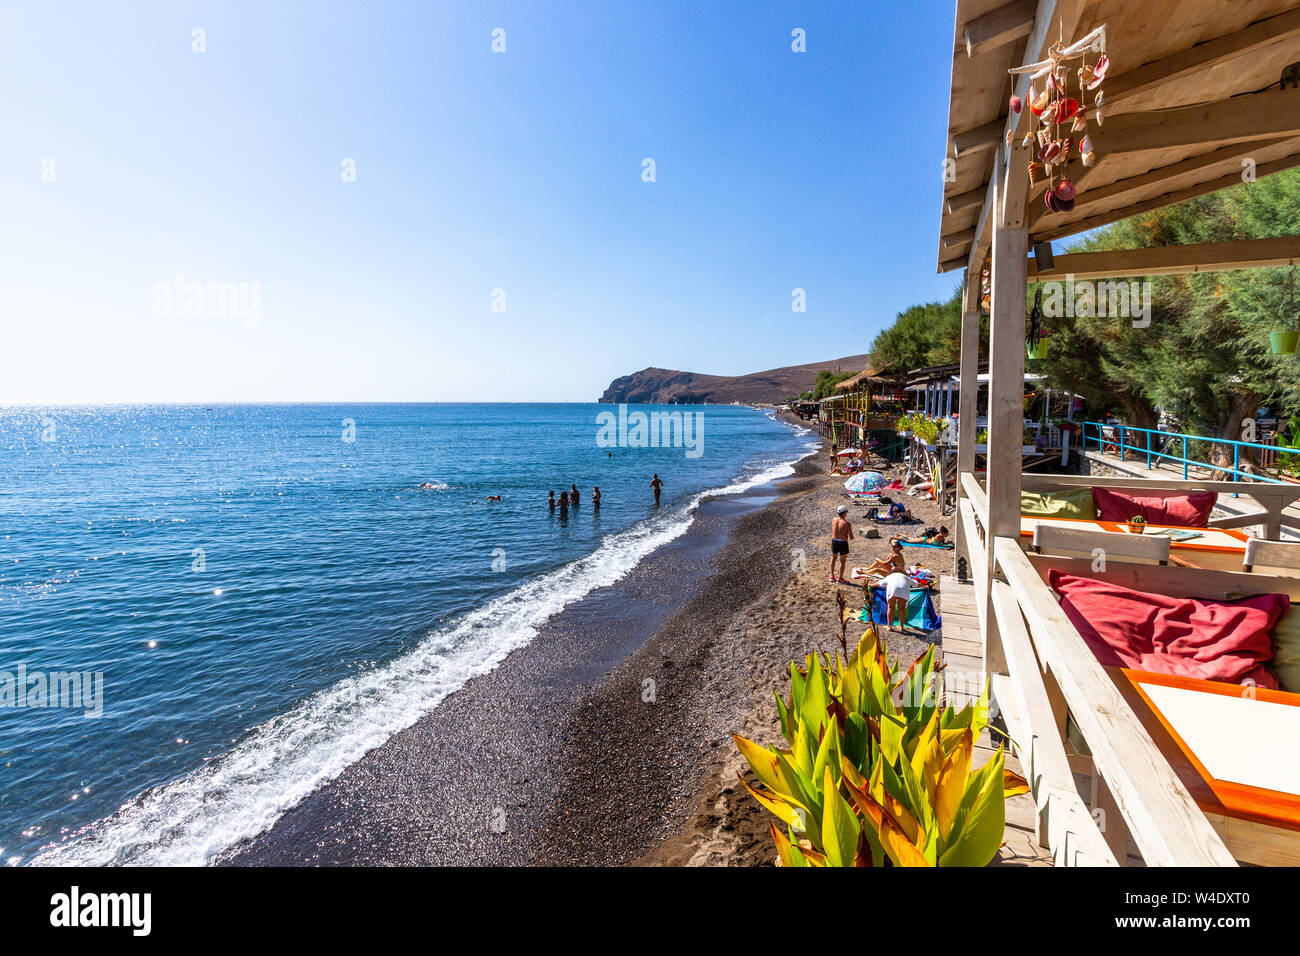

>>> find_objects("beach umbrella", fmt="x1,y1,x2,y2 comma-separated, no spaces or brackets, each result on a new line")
835,448,861,457
843,471,886,493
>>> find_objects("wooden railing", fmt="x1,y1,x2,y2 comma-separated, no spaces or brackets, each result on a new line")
1020,473,1300,539
956,470,1241,866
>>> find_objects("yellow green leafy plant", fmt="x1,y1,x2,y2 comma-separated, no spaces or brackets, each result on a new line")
734,627,1029,867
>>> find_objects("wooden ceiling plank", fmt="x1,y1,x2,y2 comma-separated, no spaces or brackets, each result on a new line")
1027,235,1300,280
1027,136,1298,227
1107,6,1300,107
1095,87,1300,156
964,0,1039,58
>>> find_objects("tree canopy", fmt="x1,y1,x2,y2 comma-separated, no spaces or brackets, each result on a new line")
866,169,1300,454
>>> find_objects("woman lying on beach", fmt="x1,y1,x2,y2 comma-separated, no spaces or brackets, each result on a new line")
897,525,949,545
858,539,905,577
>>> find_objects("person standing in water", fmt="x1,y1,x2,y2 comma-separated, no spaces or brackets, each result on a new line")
569,483,580,505
650,474,663,505
558,490,569,515
591,486,601,508
548,491,556,510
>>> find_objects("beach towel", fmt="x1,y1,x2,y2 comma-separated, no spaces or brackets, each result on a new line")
900,541,954,549
858,587,941,630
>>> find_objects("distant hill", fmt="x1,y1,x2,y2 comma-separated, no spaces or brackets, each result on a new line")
598,354,872,404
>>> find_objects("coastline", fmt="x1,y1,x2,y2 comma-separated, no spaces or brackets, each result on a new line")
222,417,949,866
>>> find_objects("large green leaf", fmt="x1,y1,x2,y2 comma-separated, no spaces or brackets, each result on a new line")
939,749,1007,867
820,766,860,867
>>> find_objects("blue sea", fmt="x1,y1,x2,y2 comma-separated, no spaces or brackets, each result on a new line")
0,403,813,865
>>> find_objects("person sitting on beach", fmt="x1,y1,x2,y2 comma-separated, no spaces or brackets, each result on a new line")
591,486,601,507
898,525,948,545
859,539,905,578
882,569,912,632
569,484,580,505
650,474,663,504
830,505,854,583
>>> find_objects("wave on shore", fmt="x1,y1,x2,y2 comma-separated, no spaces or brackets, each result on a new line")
29,437,817,867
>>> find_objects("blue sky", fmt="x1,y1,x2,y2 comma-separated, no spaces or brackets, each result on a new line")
1,0,961,403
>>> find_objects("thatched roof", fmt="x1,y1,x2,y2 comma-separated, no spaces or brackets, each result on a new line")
834,367,903,392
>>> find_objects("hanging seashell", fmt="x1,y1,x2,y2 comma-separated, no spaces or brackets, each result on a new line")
1095,106,1103,126
1028,161,1040,184
1079,65,1094,88
1080,134,1094,153
1071,108,1088,133
1056,178,1076,201
1037,128,1051,147
1056,195,1076,213
1022,130,1035,148
1030,87,1050,115
1081,150,1096,167
1055,97,1080,124
1010,94,1022,114
1040,140,1061,162
1087,54,1109,89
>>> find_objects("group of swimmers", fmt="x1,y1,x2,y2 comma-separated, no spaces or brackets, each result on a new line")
547,474,666,513
549,484,600,513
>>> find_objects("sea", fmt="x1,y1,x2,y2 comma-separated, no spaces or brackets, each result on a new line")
0,403,814,865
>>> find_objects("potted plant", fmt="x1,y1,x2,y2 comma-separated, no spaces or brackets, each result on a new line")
1022,427,1038,455
975,428,988,454
1271,265,1299,354
1126,515,1148,534
895,413,914,437
1026,332,1048,360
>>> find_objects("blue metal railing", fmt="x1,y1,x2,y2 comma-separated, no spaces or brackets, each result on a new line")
1079,421,1287,484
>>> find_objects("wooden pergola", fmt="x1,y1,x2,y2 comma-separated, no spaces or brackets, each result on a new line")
940,0,1300,867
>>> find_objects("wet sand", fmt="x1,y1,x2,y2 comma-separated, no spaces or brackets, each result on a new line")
223,421,951,866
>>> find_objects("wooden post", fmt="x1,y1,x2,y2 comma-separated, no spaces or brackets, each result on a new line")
955,269,980,567
984,166,1028,677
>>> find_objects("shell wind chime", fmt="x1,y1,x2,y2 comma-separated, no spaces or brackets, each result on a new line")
1006,24,1108,214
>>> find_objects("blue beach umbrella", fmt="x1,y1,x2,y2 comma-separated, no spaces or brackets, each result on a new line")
843,471,886,493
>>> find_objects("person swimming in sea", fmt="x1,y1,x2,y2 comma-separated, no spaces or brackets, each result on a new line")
418,481,440,490
484,495,502,502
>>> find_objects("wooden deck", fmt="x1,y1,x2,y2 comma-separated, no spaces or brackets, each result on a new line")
937,574,1053,866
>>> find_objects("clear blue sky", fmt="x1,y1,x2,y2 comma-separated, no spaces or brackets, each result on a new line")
0,0,961,403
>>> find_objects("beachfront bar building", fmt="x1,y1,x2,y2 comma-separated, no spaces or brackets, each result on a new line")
941,0,1300,865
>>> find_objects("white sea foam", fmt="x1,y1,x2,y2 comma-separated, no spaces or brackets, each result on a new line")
28,443,815,868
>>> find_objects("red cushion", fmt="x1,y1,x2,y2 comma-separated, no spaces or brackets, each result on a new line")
1091,487,1217,527
1048,570,1282,689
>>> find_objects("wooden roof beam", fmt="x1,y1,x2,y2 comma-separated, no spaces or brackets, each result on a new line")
1095,86,1300,156
1028,136,1296,228
1035,152,1300,242
951,119,1005,158
942,228,977,249
963,0,1037,58
1107,7,1300,107
1027,235,1300,281
944,185,988,214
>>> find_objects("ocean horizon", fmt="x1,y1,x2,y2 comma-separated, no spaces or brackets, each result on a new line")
0,402,814,865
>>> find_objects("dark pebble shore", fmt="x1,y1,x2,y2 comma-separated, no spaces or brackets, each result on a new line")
220,441,829,866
